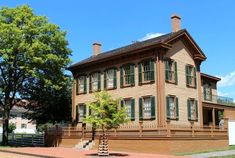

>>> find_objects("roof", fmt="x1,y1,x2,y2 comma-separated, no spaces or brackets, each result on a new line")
68,29,206,71
201,73,221,82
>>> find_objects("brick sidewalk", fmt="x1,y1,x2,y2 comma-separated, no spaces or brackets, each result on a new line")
0,147,190,158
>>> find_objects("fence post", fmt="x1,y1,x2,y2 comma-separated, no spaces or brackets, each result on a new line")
210,124,214,137
166,121,171,137
191,123,195,137
139,122,143,137
68,124,71,137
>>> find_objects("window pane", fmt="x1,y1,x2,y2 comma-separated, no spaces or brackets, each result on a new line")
169,97,175,118
124,66,131,84
107,69,114,88
92,73,98,91
143,97,151,118
143,62,151,81
79,76,84,93
190,100,195,120
79,105,85,118
125,100,132,118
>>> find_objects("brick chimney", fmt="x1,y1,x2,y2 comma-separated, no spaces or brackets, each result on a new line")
171,14,181,32
93,42,101,56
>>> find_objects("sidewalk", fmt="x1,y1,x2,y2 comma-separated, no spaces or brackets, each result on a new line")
0,147,190,158
191,150,235,158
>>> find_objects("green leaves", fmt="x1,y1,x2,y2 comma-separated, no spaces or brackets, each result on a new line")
0,5,72,144
84,91,129,130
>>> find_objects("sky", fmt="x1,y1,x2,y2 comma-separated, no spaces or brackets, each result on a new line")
0,0,235,100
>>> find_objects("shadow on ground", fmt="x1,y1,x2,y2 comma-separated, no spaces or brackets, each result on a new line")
86,153,129,157
0,149,58,158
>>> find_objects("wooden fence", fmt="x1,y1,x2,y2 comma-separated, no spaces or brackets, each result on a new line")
8,133,45,147
45,120,228,141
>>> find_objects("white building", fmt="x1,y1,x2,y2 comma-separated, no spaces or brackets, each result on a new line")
0,106,36,134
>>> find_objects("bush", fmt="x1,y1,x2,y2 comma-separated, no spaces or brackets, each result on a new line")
8,123,16,133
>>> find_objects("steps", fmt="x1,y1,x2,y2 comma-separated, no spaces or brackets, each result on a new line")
75,139,95,150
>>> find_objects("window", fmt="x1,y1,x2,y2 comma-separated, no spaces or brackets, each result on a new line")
21,114,27,120
165,59,178,84
10,114,17,119
76,76,87,94
139,96,155,120
21,123,27,129
187,98,198,121
138,60,155,84
203,82,212,101
104,68,117,89
76,104,86,123
120,64,135,87
121,98,135,121
166,95,179,120
89,72,101,92
186,65,197,87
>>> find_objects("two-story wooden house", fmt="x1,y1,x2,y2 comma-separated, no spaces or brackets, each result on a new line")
66,15,235,153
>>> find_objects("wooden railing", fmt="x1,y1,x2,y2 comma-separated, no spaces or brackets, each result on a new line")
202,93,235,106
45,121,228,140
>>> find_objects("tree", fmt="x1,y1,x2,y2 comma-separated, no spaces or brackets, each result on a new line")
84,91,129,156
8,123,16,133
25,75,72,125
0,5,71,145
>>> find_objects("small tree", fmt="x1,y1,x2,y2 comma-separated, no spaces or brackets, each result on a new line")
8,123,16,133
84,91,129,155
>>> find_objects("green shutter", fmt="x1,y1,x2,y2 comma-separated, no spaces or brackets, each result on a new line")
104,71,107,90
166,96,170,119
83,104,87,118
203,85,206,100
195,100,198,121
76,78,79,95
75,105,79,123
209,86,212,101
89,106,92,116
139,97,143,120
174,62,178,84
131,99,135,121
176,97,179,120
187,99,191,120
165,60,169,81
194,67,197,88
150,60,155,81
89,75,92,93
120,100,124,108
150,96,155,119
131,64,135,85
138,63,142,84
185,65,189,86
114,68,117,88
84,76,87,94
98,73,101,91
120,66,124,88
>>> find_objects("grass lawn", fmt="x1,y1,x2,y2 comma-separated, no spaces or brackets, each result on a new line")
176,146,235,156
211,155,235,158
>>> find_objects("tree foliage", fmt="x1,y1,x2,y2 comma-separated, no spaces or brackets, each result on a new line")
25,75,72,125
0,5,71,145
84,91,129,131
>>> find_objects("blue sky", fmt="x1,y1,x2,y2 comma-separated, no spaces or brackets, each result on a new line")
0,0,235,100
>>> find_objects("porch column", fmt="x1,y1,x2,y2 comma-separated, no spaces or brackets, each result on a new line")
72,79,76,121
212,108,215,127
196,61,203,127
156,49,166,127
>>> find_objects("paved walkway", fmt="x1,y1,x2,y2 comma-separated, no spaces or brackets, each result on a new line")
0,147,189,158
191,150,235,158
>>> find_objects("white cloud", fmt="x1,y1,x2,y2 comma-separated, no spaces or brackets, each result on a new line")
218,71,235,87
139,32,165,41
217,90,230,97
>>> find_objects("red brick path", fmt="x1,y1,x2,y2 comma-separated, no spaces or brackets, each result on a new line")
0,147,191,158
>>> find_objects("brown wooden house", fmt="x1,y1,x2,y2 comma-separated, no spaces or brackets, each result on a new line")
57,15,235,153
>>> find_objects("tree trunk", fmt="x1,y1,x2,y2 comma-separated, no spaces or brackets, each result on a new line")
91,126,96,141
98,127,109,156
2,108,10,146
